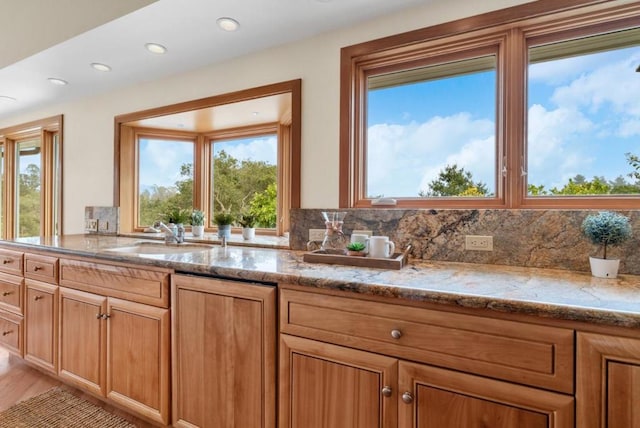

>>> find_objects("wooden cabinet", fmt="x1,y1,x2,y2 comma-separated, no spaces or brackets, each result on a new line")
24,279,58,373
279,287,576,428
172,274,276,428
577,332,640,428
58,271,170,426
0,308,22,355
279,334,397,428
398,361,573,428
59,287,107,395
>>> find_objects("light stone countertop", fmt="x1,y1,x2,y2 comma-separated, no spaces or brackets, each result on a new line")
6,234,640,329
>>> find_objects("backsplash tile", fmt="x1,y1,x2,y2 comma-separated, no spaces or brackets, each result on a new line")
84,206,119,235
290,209,640,275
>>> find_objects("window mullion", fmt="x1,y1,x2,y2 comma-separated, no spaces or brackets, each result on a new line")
504,28,528,208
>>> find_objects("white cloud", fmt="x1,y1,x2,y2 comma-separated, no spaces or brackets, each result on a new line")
139,140,193,188
366,113,494,197
215,136,277,164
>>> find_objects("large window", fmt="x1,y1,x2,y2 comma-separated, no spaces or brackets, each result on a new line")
116,79,300,236
341,1,640,209
210,130,278,228
0,115,62,238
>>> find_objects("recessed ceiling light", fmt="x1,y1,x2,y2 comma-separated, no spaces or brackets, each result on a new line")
0,96,16,103
216,17,240,32
91,62,112,72
145,43,168,54
252,111,259,116
48,78,68,86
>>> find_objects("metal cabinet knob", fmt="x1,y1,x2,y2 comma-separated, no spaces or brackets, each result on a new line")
2,291,12,296
381,386,392,397
96,313,102,319
34,295,44,301
33,266,43,271
2,259,10,264
402,392,414,404
101,313,111,320
2,330,12,336
391,329,402,339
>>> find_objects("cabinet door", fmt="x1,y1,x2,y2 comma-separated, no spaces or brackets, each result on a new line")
398,361,574,428
58,287,107,396
106,297,170,426
172,275,276,428
24,279,58,373
279,334,398,428
578,332,640,428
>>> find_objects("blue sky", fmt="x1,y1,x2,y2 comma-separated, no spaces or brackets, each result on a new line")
366,45,640,197
138,135,276,191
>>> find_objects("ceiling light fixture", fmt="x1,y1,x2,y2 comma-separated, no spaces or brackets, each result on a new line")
636,64,640,72
0,96,16,102
216,17,240,32
91,62,112,72
145,43,168,54
48,78,68,86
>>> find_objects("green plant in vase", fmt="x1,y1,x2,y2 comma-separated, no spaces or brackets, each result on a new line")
581,211,632,278
346,241,367,256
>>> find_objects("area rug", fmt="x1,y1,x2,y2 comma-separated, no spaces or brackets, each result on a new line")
0,387,136,427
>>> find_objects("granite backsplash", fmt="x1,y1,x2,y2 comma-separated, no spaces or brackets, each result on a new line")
289,209,640,275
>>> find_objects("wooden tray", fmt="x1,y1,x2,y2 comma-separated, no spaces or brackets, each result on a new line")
303,246,410,270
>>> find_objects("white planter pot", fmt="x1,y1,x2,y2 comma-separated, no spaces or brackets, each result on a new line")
242,227,255,240
589,256,620,279
191,225,204,237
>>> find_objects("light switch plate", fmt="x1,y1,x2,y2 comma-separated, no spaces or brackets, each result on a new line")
85,219,98,232
309,229,325,241
97,220,109,233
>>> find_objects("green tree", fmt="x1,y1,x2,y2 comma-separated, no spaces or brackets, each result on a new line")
549,176,610,195
420,164,488,197
18,164,41,237
249,182,277,227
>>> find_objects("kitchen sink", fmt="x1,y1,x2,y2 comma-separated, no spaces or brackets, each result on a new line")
104,241,214,255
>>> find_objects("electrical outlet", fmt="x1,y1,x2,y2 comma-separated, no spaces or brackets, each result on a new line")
309,228,325,241
352,229,373,236
465,235,493,251
85,219,98,232
98,220,109,233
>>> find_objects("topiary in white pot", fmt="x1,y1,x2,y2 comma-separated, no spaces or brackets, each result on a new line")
581,211,632,278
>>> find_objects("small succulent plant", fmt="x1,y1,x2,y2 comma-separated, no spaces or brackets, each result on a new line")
346,242,366,252
191,210,205,226
581,211,632,259
239,213,257,228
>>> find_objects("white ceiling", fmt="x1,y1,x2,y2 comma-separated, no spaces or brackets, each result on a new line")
0,0,430,121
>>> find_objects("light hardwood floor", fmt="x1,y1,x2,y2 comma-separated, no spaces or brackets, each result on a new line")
0,346,157,427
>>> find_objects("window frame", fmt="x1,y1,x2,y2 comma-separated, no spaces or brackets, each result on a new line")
340,0,640,209
0,115,63,238
115,80,301,235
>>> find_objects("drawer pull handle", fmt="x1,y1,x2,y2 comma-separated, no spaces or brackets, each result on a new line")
2,291,12,296
96,313,103,319
33,266,43,271
34,295,44,301
101,313,111,320
2,259,11,264
2,330,13,336
381,386,392,397
402,392,414,404
391,329,402,339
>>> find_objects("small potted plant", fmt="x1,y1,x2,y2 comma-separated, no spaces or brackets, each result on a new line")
213,211,235,240
191,210,205,237
346,242,367,257
581,211,632,278
164,208,191,226
239,213,257,240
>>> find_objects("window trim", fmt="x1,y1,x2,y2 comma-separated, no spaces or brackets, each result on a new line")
0,114,63,238
115,80,301,234
340,0,640,209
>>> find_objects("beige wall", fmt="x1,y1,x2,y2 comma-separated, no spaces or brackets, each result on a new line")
0,0,533,234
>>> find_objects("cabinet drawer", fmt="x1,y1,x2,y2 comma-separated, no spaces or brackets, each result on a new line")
280,288,574,394
0,249,23,276
60,259,169,308
0,309,22,355
0,272,23,315
25,253,58,284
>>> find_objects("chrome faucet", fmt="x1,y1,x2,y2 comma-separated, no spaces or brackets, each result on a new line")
154,221,185,244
